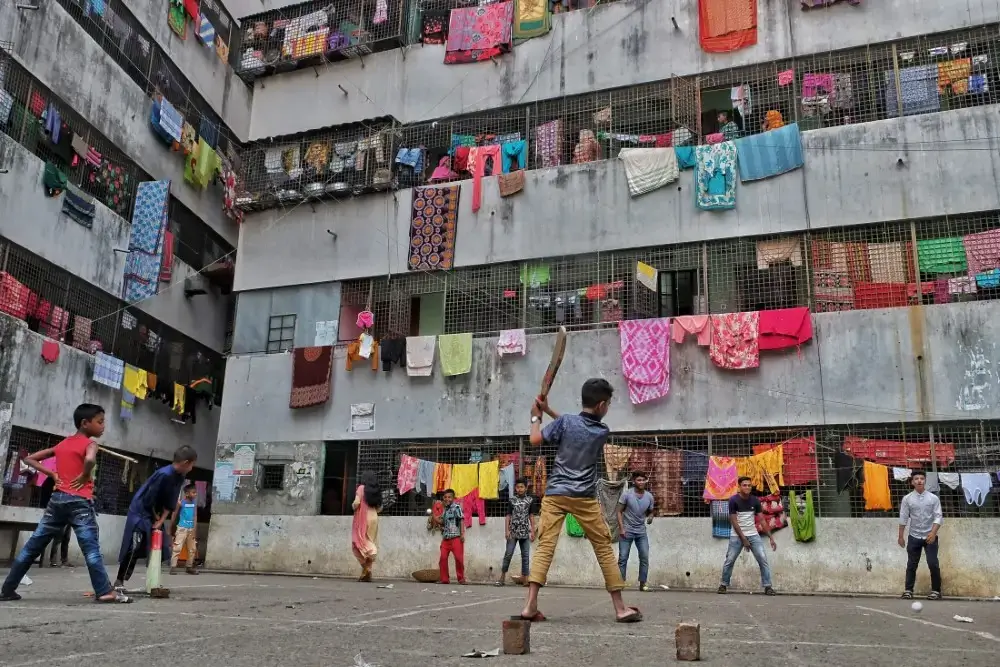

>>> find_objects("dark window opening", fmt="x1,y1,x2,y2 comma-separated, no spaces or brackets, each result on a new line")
266,314,296,353
260,464,285,490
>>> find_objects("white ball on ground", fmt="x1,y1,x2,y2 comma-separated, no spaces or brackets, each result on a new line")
911,601,923,612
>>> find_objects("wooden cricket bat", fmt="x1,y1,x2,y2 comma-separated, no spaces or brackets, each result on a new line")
539,327,567,399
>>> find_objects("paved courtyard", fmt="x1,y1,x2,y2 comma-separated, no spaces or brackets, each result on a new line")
0,568,998,666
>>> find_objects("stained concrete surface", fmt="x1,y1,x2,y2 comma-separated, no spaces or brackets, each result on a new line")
0,570,998,666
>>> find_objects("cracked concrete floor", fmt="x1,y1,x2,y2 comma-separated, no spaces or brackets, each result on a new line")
0,568,998,666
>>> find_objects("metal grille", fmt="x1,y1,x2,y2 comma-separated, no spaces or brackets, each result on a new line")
0,235,226,404
236,118,397,211
260,464,286,490
1,426,155,516
51,0,245,154
336,212,1000,339
236,0,410,83
356,420,1000,520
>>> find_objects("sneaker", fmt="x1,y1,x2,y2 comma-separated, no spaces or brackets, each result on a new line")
927,591,941,600
717,585,727,594
638,583,651,592
901,591,913,599
764,586,776,596
0,591,21,601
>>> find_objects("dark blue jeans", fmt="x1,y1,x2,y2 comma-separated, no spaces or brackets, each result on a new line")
905,535,941,594
2,492,113,596
501,537,530,575
618,534,650,584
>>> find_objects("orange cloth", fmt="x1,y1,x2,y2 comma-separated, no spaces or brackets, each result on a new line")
146,372,158,391
346,339,379,371
433,463,453,493
862,461,892,511
699,0,757,53
938,58,971,95
763,110,785,131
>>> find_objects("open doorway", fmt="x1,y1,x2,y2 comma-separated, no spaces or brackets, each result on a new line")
321,442,359,515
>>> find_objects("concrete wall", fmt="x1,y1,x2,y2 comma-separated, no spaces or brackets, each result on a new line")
0,504,126,565
140,258,231,353
14,330,221,465
0,316,27,501
219,0,304,18
207,514,1000,597
217,300,1000,442
235,105,1000,291
212,441,324,516
232,282,342,354
247,0,1000,138
0,0,238,247
126,0,253,141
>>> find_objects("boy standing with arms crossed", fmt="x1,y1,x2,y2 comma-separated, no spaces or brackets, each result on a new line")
1,404,129,603
170,483,200,575
519,378,642,623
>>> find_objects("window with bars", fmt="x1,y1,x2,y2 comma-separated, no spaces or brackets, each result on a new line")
267,314,296,353
356,419,1000,520
260,464,286,490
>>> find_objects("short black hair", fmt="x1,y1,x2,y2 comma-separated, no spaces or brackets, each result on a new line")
581,378,614,408
737,476,752,485
184,482,197,492
442,488,455,496
633,472,648,480
73,404,104,428
173,446,198,463
911,470,927,480
515,478,528,487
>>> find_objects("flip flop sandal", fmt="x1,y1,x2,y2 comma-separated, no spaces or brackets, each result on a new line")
511,612,546,622
616,609,643,623
494,581,506,587
96,591,132,604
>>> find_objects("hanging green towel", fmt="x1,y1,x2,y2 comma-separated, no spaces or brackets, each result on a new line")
565,514,584,538
790,490,816,543
438,333,473,376
42,161,68,197
917,237,967,274
519,263,551,288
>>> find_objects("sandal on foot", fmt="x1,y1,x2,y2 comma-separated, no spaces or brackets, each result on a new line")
511,612,546,622
927,591,941,600
764,587,776,596
96,591,132,604
901,591,913,600
616,608,643,623
494,580,506,587
717,585,727,594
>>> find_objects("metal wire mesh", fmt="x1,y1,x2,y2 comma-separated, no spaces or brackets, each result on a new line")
0,235,226,404
354,420,1000,520
236,0,410,82
51,0,245,155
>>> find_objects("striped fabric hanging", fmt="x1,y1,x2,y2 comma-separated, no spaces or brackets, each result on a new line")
197,15,216,46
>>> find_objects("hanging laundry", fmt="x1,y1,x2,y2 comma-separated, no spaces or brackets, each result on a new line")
345,337,379,371
703,456,738,501
0,273,30,321
197,15,216,46
93,352,125,389
843,436,956,467
917,237,967,273
596,479,627,535
867,242,909,283
756,237,804,270
417,459,436,495
478,460,500,500
862,461,892,511
71,315,92,351
704,132,724,145
120,389,135,420
709,312,759,370
711,499,732,538
157,98,183,144
444,1,514,64
408,185,459,271
937,471,960,490
513,0,550,39
697,0,757,53
124,180,170,303
439,333,473,376
501,140,527,173
755,493,786,534
757,307,812,351
834,451,863,494
694,142,737,210
618,148,679,197
619,318,671,405
498,171,525,197
635,261,658,291
650,450,683,516
469,145,501,213
938,58,971,95
434,463,453,493
534,119,563,168
735,124,804,182
893,467,913,481
406,336,436,377
173,382,186,415
885,65,940,117
158,230,174,282
672,316,712,346
571,130,602,164
289,346,334,408
61,183,97,228
963,228,1000,278
852,282,908,310
801,0,860,7
398,455,419,495
40,339,59,364
754,437,816,485
42,162,68,197
789,490,815,542
497,329,526,357
380,337,406,372
960,472,992,506
603,444,632,480
673,145,696,170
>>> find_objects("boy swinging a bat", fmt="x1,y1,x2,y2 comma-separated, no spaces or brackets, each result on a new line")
517,377,643,624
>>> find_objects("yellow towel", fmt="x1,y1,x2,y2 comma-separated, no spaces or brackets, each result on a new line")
438,333,473,376
863,461,892,511
123,365,140,395
478,460,500,500
135,369,149,400
450,463,479,498
173,382,186,414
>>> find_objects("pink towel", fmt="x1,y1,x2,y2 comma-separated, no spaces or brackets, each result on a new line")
397,455,419,494
964,229,1000,278
619,318,671,405
705,132,724,144
709,312,760,370
757,307,812,351
470,145,501,213
672,316,712,346
497,329,526,356
802,72,834,97
703,456,738,501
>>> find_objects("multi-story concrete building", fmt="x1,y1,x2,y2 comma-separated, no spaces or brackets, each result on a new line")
211,0,1000,595
0,0,249,562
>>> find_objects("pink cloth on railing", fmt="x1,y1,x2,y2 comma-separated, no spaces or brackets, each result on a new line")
534,119,563,168
757,307,812,351
397,454,419,495
469,145,501,213
705,132,724,144
672,316,712,346
709,312,760,370
703,456,738,501
802,72,834,97
619,318,671,405
963,229,1000,278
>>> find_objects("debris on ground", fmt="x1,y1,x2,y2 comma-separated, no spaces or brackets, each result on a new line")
21,576,32,586
150,587,170,598
953,615,974,623
660,585,670,590
376,584,394,589
462,648,500,658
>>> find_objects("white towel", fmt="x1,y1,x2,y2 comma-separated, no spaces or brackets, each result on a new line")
497,329,526,357
892,467,912,481
937,472,960,489
924,472,940,494
406,336,436,377
619,148,678,197
960,472,993,506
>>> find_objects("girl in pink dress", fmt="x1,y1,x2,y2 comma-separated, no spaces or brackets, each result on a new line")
352,473,382,582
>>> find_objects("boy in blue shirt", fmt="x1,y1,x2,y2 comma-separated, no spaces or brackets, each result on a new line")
169,483,199,575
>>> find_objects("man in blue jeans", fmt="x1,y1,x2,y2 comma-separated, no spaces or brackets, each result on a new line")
1,404,128,603
617,472,654,592
718,476,776,596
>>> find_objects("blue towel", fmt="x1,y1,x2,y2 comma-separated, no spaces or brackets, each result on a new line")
199,118,219,149
885,65,940,117
395,147,425,172
976,269,1000,289
501,140,527,173
735,123,804,182
674,146,696,169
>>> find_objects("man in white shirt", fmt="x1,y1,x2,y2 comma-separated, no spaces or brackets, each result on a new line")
898,470,943,600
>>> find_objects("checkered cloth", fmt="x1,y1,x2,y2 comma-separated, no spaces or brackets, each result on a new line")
93,352,125,389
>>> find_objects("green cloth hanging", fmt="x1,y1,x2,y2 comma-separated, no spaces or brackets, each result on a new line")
565,514,584,538
789,490,816,543
917,237,967,274
42,161,68,197
168,0,188,40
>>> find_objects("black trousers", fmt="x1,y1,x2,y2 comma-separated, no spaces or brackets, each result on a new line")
905,535,942,593
116,529,148,583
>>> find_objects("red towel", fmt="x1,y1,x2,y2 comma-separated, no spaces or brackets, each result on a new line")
160,231,174,282
183,0,199,20
843,436,956,467
753,437,817,485
758,307,812,350
41,339,59,364
289,346,334,408
698,0,757,53
0,272,31,320
853,282,908,310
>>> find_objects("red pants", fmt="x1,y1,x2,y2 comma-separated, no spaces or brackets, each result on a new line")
459,489,486,528
439,537,465,583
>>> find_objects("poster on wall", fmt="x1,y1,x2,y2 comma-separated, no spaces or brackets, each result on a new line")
350,403,375,433
213,462,237,502
315,320,339,346
232,443,256,477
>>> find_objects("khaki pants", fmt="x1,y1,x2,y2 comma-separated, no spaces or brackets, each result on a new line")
528,495,625,592
171,526,197,567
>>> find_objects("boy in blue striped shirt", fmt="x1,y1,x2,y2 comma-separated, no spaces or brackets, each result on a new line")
169,483,199,575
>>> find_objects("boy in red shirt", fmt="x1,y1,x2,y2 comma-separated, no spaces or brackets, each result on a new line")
1,404,129,603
